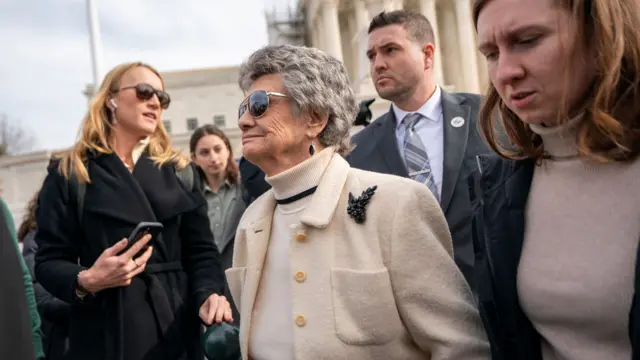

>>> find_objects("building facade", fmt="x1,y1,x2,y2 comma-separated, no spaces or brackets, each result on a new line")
1,0,487,225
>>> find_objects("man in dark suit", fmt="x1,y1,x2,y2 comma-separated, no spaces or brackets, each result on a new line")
348,10,491,292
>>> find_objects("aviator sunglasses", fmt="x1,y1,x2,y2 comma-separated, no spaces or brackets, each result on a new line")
238,90,287,119
112,83,171,109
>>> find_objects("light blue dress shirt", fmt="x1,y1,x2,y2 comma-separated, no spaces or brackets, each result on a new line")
393,85,444,199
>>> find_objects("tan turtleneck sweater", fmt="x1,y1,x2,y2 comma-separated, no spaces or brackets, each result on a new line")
517,116,640,360
248,147,334,360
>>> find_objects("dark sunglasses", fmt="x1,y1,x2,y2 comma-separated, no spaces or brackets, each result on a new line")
238,90,287,119
113,83,171,109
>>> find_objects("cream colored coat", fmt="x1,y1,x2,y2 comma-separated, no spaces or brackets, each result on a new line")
225,153,489,360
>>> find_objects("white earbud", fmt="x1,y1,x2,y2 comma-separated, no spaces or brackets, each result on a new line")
109,99,118,125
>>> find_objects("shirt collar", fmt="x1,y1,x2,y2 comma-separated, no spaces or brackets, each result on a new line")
203,180,232,194
393,85,443,130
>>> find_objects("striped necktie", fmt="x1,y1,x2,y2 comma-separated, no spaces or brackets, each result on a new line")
402,113,440,201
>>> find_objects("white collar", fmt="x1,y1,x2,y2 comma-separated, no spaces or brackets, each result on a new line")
393,85,443,129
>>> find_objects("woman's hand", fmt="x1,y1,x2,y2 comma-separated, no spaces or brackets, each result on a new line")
78,235,154,293
199,294,233,325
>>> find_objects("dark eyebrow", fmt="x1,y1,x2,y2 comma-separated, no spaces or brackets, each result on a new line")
366,41,400,57
508,24,550,38
478,24,551,52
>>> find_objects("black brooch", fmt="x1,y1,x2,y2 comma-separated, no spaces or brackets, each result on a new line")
347,186,377,224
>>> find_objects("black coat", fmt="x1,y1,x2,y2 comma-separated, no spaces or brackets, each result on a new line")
34,152,226,360
0,199,36,360
471,155,640,360
238,157,270,203
23,230,71,360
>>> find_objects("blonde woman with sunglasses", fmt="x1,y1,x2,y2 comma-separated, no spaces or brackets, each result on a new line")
34,62,232,360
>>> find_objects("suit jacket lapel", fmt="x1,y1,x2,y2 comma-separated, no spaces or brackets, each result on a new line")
440,91,471,213
376,109,409,177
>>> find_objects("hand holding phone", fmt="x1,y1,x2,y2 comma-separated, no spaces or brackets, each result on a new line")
124,222,163,255
77,222,163,293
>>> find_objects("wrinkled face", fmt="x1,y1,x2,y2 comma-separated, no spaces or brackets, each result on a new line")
192,134,230,177
237,74,307,166
367,24,430,102
107,66,164,137
477,0,596,125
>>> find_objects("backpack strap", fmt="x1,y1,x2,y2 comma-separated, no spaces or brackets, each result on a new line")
175,164,197,229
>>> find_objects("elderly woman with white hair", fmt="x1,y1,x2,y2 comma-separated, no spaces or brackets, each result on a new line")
225,44,490,360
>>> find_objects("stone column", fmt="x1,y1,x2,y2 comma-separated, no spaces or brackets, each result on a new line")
420,0,444,85
454,0,480,93
320,0,344,62
364,0,394,19
310,20,319,48
354,0,369,31
316,15,325,50
353,0,371,88
438,2,462,91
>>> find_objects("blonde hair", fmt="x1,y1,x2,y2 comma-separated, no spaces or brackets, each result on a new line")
57,62,188,183
474,0,640,163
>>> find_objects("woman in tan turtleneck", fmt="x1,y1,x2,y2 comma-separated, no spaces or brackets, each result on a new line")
226,44,490,360
471,0,640,359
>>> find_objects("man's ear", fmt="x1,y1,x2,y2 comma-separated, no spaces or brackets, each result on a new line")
422,43,435,70
306,111,329,139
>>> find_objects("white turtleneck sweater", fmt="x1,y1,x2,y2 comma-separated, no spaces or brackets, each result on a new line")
517,115,640,360
248,147,334,360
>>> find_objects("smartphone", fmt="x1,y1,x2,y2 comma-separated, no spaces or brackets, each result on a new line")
123,222,163,255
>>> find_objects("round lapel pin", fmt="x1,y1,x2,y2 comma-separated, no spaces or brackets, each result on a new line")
451,116,465,128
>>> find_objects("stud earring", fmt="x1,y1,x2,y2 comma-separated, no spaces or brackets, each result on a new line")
309,143,316,156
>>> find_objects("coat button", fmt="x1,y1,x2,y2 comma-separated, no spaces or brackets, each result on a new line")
295,232,307,242
295,314,307,327
294,271,306,283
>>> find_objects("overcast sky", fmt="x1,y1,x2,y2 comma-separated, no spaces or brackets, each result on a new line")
0,0,297,152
